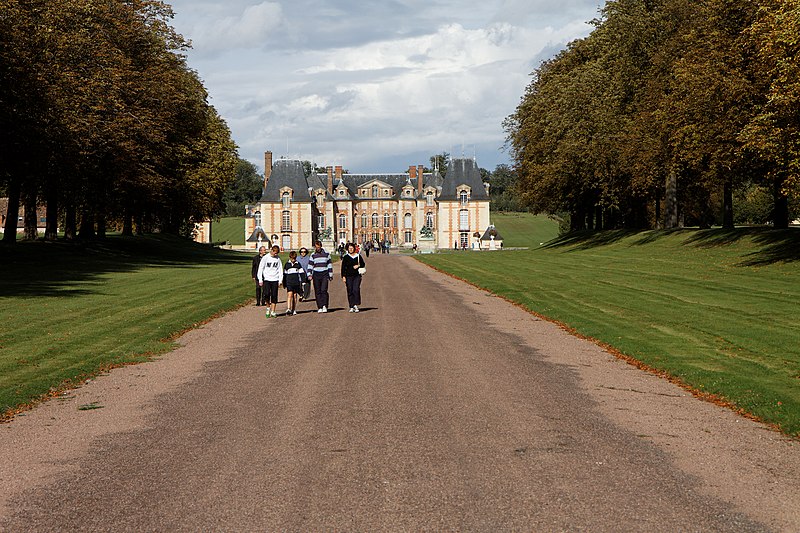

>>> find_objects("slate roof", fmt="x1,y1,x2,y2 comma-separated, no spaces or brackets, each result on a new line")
480,225,503,241
246,227,269,243
439,158,489,201
259,159,313,203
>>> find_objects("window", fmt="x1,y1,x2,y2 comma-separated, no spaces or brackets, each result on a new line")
426,191,434,206
459,209,469,231
460,231,469,249
282,211,291,231
392,213,397,228
282,234,291,250
254,211,261,227
404,213,412,229
361,213,368,228
404,230,412,243
425,211,434,228
339,231,347,242
372,185,378,197
460,190,469,205
371,213,379,227
383,213,390,228
316,193,324,206
318,214,325,228
282,191,291,208
339,213,347,229
339,189,345,197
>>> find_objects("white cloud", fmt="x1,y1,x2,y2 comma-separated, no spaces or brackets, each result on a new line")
183,2,283,53
169,0,601,172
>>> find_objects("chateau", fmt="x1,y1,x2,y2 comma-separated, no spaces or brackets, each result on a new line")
244,151,500,252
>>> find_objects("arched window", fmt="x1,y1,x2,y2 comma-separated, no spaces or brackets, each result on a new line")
361,213,368,228
282,211,291,231
392,213,397,228
404,213,412,228
459,209,469,230
316,193,324,207
318,214,325,228
371,213,379,227
383,213,390,227
459,190,469,205
338,213,347,229
282,192,291,208
372,185,378,197
425,211,434,228
254,211,261,227
426,191,434,206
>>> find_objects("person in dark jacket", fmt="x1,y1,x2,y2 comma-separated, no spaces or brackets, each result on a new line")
297,247,312,301
251,246,267,306
340,242,366,313
283,250,305,315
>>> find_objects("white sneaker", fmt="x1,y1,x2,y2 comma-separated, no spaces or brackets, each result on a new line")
353,305,359,313
317,307,324,313
292,310,297,315
349,307,355,313
321,306,327,313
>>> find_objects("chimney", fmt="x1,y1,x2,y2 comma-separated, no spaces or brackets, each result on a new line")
417,165,425,197
326,166,333,195
264,151,273,189
408,165,417,180
335,165,343,180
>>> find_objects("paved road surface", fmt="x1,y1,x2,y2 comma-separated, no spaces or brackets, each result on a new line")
1,253,798,531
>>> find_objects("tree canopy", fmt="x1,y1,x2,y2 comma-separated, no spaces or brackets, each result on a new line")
1,0,238,242
505,0,799,230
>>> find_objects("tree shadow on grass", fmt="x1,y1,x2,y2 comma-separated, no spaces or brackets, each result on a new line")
541,229,640,250
0,234,250,299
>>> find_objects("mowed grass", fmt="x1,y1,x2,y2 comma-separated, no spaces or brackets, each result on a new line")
212,216,245,245
491,212,559,248
0,235,253,416
416,217,800,437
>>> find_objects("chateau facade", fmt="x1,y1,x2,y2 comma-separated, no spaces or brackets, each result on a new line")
245,151,497,252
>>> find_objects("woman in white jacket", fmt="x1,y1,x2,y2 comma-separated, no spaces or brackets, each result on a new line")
258,245,284,318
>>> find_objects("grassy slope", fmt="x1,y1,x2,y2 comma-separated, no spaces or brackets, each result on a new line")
212,217,245,245
0,236,252,415
491,212,559,247
416,216,800,437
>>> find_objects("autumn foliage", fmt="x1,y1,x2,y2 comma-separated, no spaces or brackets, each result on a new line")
0,0,238,242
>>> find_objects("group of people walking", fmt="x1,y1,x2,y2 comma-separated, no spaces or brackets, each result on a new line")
251,240,366,317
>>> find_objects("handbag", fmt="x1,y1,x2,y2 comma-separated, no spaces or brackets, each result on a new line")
358,266,366,275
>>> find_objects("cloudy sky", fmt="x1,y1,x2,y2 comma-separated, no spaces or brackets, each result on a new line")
167,0,604,174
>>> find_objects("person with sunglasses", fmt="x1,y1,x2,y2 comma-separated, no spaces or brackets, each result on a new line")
296,247,312,302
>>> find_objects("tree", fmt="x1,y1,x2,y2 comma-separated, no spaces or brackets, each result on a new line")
224,159,263,216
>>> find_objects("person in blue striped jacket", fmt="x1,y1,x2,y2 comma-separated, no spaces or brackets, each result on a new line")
308,240,333,313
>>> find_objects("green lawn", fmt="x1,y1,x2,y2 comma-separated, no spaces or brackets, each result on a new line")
212,217,245,245
416,217,800,437
491,212,559,247
0,235,252,417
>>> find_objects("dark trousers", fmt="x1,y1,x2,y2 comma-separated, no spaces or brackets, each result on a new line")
255,280,266,305
312,274,329,309
345,275,362,307
302,281,312,300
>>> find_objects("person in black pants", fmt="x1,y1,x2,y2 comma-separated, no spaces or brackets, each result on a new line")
251,246,267,305
341,242,366,313
308,240,333,313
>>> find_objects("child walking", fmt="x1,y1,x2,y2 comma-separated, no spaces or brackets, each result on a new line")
257,245,284,318
283,250,305,315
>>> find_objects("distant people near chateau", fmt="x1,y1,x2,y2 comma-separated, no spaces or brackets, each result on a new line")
258,245,283,318
309,240,333,313
252,246,267,306
297,247,312,301
341,242,366,313
283,250,305,316
454,240,458,250
384,240,390,254
364,240,371,257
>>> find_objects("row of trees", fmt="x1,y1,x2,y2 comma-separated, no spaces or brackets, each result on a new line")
504,0,800,230
0,0,238,243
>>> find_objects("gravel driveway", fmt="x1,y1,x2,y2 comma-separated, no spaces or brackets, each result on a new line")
1,254,797,531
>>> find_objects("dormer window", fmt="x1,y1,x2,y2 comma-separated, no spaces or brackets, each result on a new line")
282,191,291,208
426,191,434,206
459,190,469,205
339,189,346,197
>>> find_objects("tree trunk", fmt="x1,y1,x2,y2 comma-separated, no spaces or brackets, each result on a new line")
23,189,37,240
664,171,678,229
2,177,20,243
64,200,77,241
773,178,789,229
78,210,95,240
655,188,662,229
45,181,58,240
97,213,107,239
122,208,133,236
722,177,734,229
